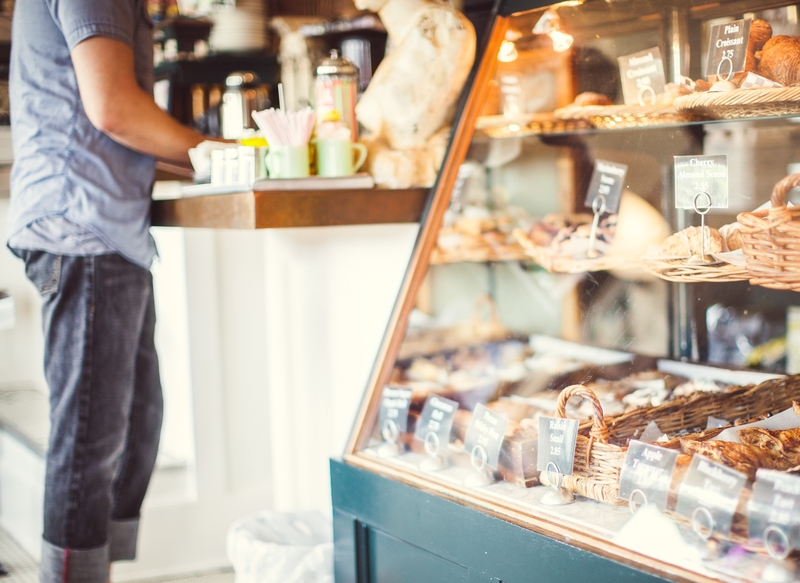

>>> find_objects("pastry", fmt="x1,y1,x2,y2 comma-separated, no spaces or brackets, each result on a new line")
738,425,800,457
680,438,796,480
757,35,800,86
710,19,772,86
656,83,691,104
660,226,724,257
719,222,743,251
571,92,614,107
694,78,712,92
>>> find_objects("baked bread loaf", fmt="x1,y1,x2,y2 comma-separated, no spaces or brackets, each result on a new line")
757,35,800,86
660,226,724,257
572,92,613,107
680,438,796,480
719,222,743,251
710,19,772,86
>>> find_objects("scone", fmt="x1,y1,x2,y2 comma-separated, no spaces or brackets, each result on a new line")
719,222,743,252
572,92,613,107
661,226,724,257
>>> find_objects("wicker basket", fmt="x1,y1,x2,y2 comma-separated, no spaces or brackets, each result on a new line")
738,174,800,292
549,375,800,506
673,86,800,120
513,228,638,274
550,385,627,505
641,255,749,283
554,103,703,129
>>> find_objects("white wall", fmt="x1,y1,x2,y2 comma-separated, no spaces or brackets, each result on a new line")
0,192,417,576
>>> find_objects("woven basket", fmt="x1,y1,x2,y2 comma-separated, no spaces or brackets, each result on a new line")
641,255,749,283
600,375,800,447
554,103,703,129
738,174,800,292
550,385,627,505
673,85,800,120
550,375,800,506
512,228,638,274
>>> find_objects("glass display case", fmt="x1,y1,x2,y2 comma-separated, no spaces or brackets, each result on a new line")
333,1,800,581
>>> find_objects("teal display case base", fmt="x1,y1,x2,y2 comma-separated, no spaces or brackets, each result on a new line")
331,458,673,583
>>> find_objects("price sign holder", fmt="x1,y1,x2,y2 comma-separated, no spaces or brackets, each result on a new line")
674,155,729,264
748,469,800,559
618,441,679,513
675,455,747,539
414,395,459,472
617,47,667,106
376,386,413,458
462,403,508,487
705,19,751,81
584,160,627,258
537,415,580,506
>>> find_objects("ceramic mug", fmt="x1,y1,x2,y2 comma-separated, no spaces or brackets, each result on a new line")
266,145,310,179
315,139,368,177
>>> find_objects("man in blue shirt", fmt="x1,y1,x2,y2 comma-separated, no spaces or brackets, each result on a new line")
7,1,207,581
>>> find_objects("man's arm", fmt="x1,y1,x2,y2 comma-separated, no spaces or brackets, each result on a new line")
71,36,205,165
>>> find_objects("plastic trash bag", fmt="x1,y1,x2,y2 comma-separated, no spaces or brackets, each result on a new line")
227,511,333,583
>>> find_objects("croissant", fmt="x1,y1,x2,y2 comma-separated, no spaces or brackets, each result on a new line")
738,425,800,457
710,19,772,86
680,438,796,480
757,35,800,86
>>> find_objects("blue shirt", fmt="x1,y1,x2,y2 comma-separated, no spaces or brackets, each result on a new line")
7,0,157,269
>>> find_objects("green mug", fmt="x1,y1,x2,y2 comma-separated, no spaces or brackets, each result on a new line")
266,145,310,179
315,139,368,177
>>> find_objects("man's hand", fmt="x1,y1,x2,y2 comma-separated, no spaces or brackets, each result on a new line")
72,36,205,165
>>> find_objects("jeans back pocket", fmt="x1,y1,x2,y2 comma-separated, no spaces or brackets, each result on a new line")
17,250,63,296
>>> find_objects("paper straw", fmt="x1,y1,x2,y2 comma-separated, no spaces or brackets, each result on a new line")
278,83,285,112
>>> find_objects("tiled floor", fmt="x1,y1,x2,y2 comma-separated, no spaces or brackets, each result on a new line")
0,527,235,583
0,383,49,456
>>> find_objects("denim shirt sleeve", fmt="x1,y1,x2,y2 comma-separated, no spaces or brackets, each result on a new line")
45,0,138,50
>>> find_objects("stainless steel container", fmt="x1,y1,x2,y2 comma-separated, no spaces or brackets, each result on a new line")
220,71,270,140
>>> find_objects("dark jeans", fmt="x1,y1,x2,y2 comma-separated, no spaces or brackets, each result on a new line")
17,251,163,583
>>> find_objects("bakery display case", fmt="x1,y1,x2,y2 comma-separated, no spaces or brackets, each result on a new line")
332,1,800,582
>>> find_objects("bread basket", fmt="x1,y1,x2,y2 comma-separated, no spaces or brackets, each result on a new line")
546,375,800,507
673,85,800,120
738,173,800,291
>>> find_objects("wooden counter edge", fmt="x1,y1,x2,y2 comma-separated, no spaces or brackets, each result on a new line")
151,187,429,229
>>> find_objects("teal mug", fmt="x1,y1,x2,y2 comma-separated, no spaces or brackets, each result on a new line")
314,139,368,177
266,145,310,179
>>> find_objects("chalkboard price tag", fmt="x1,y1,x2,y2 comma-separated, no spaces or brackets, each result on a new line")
463,403,508,471
748,469,800,559
584,160,627,215
705,19,751,80
618,47,667,106
414,395,459,456
675,455,747,538
618,441,679,511
537,416,580,476
674,155,729,210
378,386,413,443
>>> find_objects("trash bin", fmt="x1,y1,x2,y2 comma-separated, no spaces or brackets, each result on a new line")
227,511,333,583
